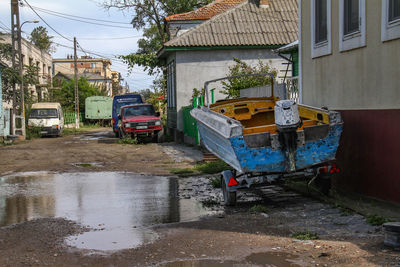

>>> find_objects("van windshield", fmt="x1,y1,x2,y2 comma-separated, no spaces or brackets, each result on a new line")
30,108,58,119
123,105,155,117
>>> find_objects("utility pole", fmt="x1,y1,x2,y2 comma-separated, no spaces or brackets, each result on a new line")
74,37,80,129
10,0,20,136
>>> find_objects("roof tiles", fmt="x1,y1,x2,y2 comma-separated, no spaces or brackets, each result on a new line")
165,0,245,22
164,0,298,48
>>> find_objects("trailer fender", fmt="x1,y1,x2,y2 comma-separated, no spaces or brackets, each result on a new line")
221,170,240,192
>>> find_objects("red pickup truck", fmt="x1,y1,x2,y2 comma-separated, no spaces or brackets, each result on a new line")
118,104,163,142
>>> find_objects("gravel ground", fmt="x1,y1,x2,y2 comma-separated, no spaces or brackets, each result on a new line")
0,129,399,266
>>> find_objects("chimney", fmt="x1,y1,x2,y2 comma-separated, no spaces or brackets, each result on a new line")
259,0,270,8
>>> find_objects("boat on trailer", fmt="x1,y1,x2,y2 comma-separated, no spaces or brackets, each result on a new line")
190,73,344,205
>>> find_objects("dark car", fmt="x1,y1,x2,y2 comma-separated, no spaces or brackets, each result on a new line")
118,104,163,142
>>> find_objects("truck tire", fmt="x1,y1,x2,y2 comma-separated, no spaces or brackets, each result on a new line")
221,175,237,206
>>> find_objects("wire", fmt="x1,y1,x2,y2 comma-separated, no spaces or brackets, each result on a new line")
53,35,141,40
22,0,73,42
30,5,132,25
30,6,134,29
0,20,11,31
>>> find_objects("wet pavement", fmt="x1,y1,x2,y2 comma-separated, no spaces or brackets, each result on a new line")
0,172,218,252
160,251,300,266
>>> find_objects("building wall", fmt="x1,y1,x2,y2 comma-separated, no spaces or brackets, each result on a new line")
173,48,288,132
53,58,112,77
0,35,53,103
301,1,400,203
301,1,400,109
53,58,115,96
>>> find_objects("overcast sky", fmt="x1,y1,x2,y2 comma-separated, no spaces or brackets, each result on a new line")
0,0,156,92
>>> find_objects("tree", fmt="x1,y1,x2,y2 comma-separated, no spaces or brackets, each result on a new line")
221,58,278,99
52,77,106,113
29,26,55,53
101,0,212,75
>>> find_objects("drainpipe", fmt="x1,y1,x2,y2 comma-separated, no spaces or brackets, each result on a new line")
298,0,303,104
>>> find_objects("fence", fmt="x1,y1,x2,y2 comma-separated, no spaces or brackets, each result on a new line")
64,112,83,125
285,77,299,103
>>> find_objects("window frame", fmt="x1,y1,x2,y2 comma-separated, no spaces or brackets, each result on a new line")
339,0,366,52
311,0,332,58
166,60,176,109
382,0,400,42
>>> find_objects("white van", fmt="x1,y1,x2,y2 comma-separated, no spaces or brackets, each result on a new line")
28,103,64,136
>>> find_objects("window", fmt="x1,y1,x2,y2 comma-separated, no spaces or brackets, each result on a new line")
389,0,400,22
344,0,359,35
311,0,331,58
315,0,328,44
339,0,365,52
166,60,176,108
382,0,400,41
91,63,97,68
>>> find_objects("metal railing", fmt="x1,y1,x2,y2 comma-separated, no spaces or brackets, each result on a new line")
285,76,299,103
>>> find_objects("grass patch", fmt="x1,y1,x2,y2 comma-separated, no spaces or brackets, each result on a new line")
291,231,319,240
77,163,92,168
170,168,195,175
62,124,102,137
210,177,221,188
26,126,41,140
250,204,269,213
195,160,231,174
366,214,391,226
117,136,138,145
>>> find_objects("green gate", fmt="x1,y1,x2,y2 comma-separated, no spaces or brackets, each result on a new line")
182,106,199,145
64,112,83,124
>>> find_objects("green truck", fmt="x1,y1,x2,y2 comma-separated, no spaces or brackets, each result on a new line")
85,96,113,121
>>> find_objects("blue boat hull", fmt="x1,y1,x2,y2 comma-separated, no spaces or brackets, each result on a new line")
197,121,343,174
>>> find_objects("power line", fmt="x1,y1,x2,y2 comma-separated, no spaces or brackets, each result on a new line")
22,0,73,42
53,35,141,40
30,5,132,25
29,6,134,29
0,20,11,31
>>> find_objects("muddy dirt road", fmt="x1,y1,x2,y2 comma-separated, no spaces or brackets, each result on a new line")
0,129,398,266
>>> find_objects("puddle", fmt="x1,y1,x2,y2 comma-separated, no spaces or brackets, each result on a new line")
0,172,217,251
71,162,104,168
80,131,113,141
161,252,300,267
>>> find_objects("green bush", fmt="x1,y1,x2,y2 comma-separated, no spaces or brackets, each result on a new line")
221,58,277,99
195,160,230,174
26,126,41,140
210,177,221,188
291,231,319,240
366,215,391,226
250,204,269,213
117,136,138,145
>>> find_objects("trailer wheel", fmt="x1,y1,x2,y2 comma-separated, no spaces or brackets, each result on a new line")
221,176,236,206
315,174,332,195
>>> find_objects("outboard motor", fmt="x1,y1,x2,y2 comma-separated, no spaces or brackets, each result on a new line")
274,100,301,172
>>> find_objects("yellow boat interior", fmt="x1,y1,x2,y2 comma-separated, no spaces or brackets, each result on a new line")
209,97,331,136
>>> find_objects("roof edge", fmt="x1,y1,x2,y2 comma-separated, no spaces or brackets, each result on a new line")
157,44,282,59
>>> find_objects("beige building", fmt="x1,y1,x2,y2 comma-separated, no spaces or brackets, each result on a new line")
299,0,400,203
0,34,53,105
52,56,121,96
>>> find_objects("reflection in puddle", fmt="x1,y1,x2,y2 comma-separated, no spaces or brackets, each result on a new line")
0,172,217,251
